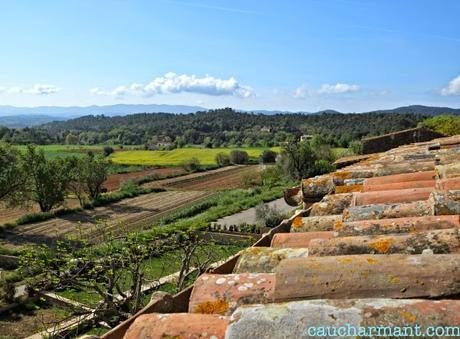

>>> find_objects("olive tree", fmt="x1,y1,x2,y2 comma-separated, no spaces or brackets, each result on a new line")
0,142,27,205
68,154,110,205
21,145,71,212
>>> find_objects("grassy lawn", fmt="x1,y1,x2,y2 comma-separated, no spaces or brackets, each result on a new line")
110,146,281,166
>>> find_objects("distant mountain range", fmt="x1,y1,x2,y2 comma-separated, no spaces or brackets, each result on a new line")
0,104,206,127
0,104,459,128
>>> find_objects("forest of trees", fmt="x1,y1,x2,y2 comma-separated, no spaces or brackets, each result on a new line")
0,108,427,147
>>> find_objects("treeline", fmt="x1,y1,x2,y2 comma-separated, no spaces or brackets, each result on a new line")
0,108,426,147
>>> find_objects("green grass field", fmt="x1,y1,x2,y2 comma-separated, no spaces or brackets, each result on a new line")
14,144,139,159
110,147,281,166
12,144,348,166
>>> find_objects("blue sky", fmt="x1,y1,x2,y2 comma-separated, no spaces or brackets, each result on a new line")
1,0,460,112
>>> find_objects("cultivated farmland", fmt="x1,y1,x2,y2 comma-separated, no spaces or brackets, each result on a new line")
144,165,262,191
2,190,213,247
0,165,263,249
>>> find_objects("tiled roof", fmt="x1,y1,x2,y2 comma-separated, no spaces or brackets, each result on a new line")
104,135,460,339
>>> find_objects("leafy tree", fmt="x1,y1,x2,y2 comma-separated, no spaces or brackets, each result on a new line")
174,136,186,148
67,157,88,207
103,145,114,156
349,140,363,155
182,157,201,172
21,145,70,212
215,152,230,167
65,133,79,145
229,150,249,164
66,154,109,206
82,154,110,202
0,142,27,205
259,150,278,163
279,140,316,180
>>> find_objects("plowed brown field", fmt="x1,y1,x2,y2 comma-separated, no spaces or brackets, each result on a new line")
3,190,213,247
144,165,262,190
104,167,185,191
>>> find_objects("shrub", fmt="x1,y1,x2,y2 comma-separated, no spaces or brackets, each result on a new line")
255,203,287,228
240,172,261,187
260,166,283,188
420,115,460,136
229,150,249,164
215,152,231,167
16,211,54,225
313,159,335,175
259,150,278,163
103,146,114,156
182,157,201,172
349,140,363,155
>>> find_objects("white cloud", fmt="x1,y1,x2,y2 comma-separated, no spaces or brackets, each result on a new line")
7,86,23,94
91,72,253,98
0,84,60,95
90,87,106,95
441,75,460,96
27,84,60,95
293,85,311,99
318,83,360,94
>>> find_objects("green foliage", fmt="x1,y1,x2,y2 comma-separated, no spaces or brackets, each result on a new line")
255,203,288,228
19,235,164,324
313,159,335,175
103,145,114,156
181,157,201,172
21,145,71,212
240,172,261,187
68,153,110,203
159,200,218,225
65,133,79,145
279,137,335,179
15,108,424,147
260,166,284,188
229,150,249,164
259,150,278,163
420,115,460,136
215,152,231,167
349,140,363,155
16,211,55,225
139,184,291,242
279,139,316,180
0,142,27,205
